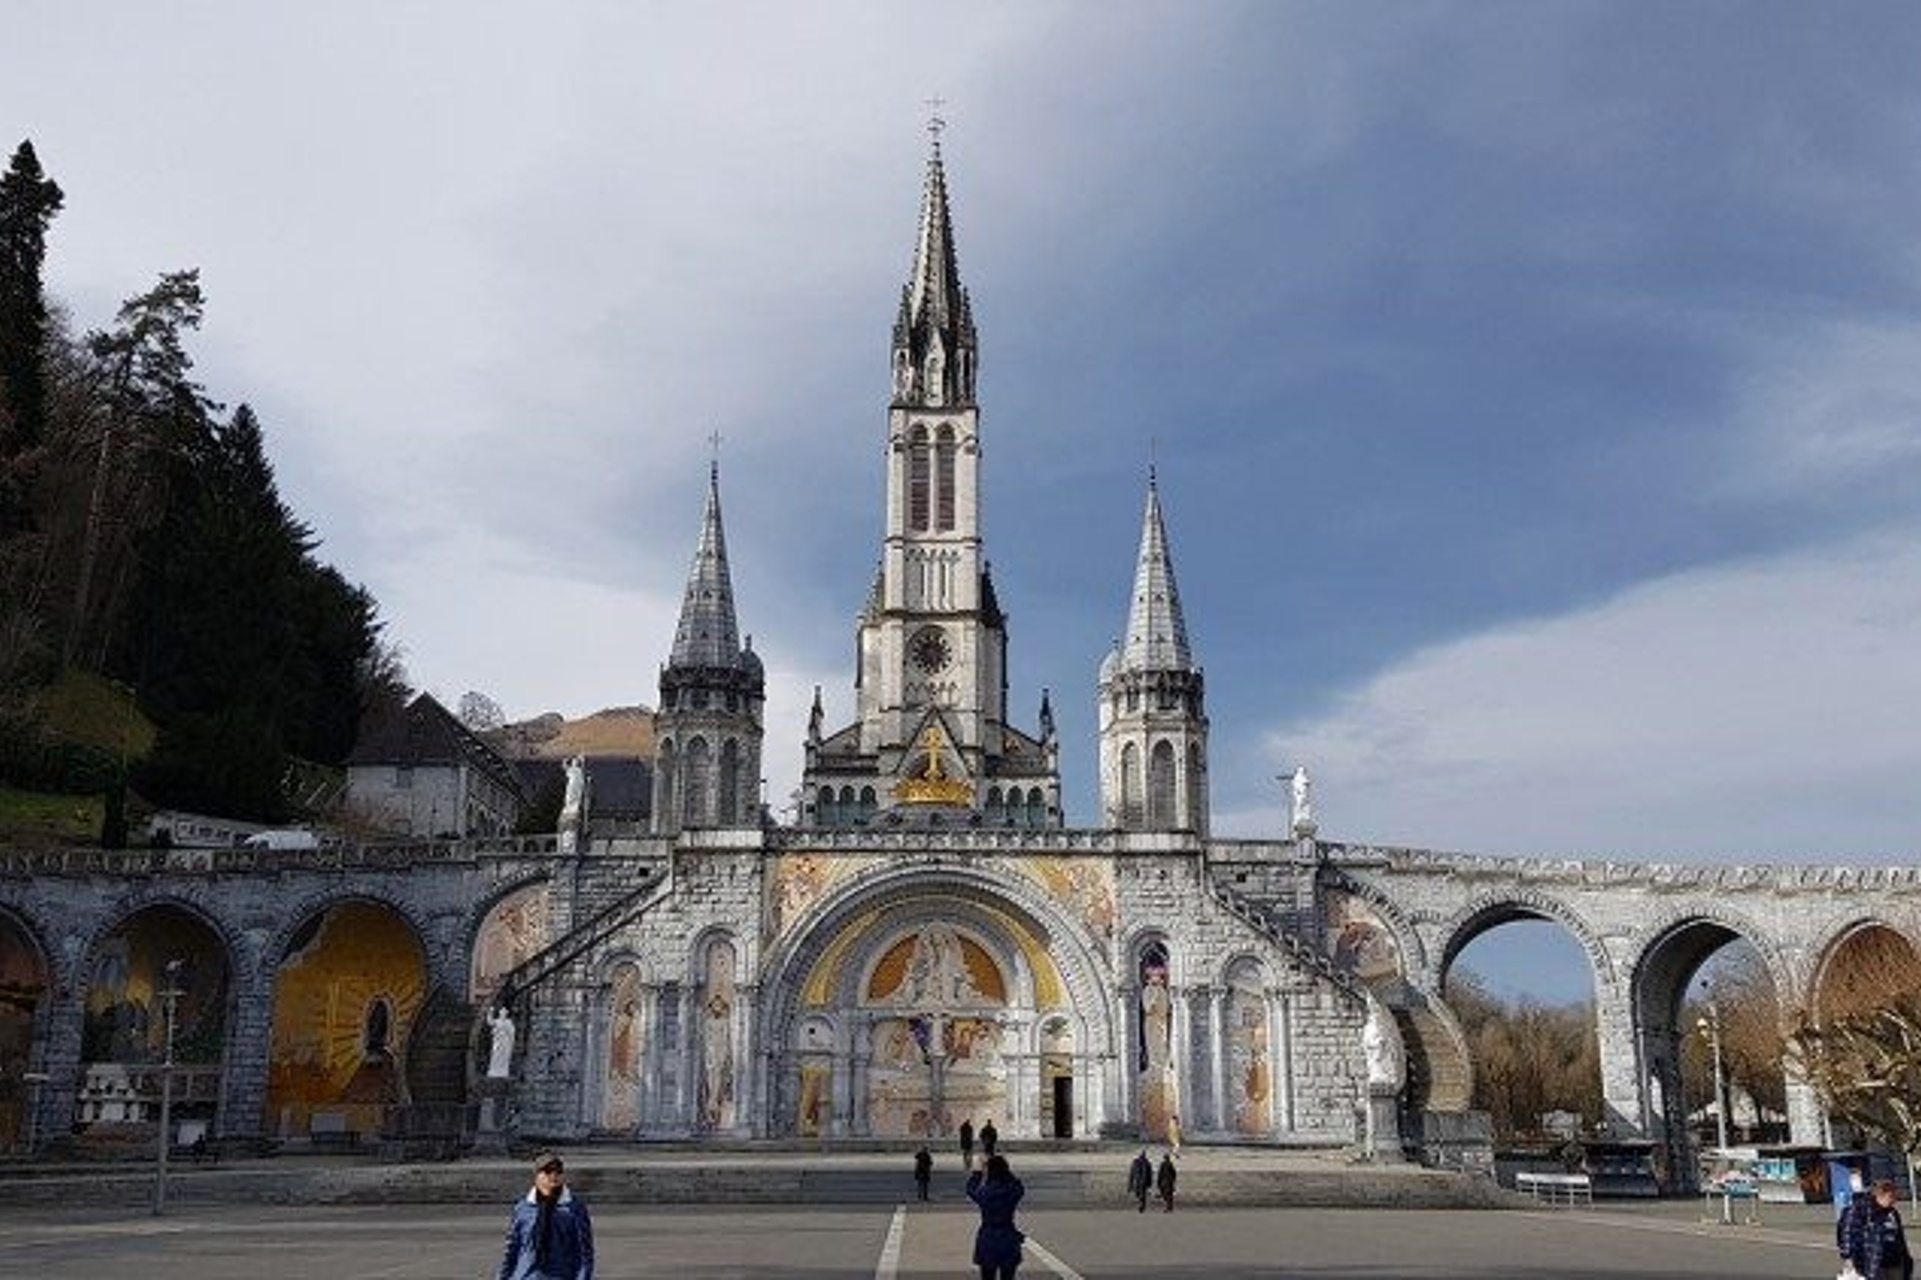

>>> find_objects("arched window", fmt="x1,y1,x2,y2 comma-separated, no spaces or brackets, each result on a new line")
985,787,1003,824
1186,743,1205,831
718,739,741,824
1148,741,1177,828
682,737,711,827
908,427,931,532
858,787,877,823
1120,742,1142,828
936,426,957,531
1026,788,1045,827
817,785,838,827
656,740,678,831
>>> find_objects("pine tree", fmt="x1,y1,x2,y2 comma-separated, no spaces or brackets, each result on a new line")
0,139,64,467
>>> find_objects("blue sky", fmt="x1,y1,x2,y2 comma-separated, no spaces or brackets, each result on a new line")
8,0,1921,954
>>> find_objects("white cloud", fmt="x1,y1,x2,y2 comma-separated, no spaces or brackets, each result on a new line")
1245,529,1921,862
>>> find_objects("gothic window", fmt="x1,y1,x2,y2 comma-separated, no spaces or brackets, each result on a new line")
682,737,712,827
817,785,837,827
718,739,741,824
936,426,957,531
858,787,877,823
656,741,678,831
1026,788,1045,827
839,786,857,824
1120,742,1142,828
908,427,931,532
985,787,1003,824
1149,741,1177,828
1186,743,1205,830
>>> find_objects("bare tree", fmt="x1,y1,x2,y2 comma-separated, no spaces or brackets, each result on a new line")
456,690,505,733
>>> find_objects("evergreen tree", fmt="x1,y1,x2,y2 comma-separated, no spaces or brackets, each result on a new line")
0,139,65,481
63,270,214,667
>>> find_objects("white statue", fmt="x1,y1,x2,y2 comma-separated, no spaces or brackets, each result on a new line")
561,755,587,823
1362,998,1404,1091
486,1006,516,1079
1289,765,1316,836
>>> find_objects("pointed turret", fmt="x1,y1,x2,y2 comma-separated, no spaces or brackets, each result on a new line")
1098,471,1208,834
1119,470,1193,675
891,139,978,408
654,461,764,833
670,462,741,667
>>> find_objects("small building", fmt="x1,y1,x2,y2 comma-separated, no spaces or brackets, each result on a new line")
345,694,525,837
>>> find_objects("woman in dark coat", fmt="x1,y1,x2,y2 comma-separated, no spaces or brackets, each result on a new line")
967,1153,1025,1280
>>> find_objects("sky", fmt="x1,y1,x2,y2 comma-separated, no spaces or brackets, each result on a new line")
8,2,1921,961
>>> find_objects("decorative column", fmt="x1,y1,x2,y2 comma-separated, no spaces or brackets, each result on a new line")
1205,987,1225,1135
733,982,756,1137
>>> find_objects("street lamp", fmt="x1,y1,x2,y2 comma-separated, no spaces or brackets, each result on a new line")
21,1070,49,1156
1696,1003,1730,1156
152,959,183,1216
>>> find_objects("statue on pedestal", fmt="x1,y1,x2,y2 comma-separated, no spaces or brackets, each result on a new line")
486,1006,517,1080
558,755,587,853
1289,765,1316,837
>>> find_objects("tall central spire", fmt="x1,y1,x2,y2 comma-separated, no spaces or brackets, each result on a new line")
669,461,741,667
1121,471,1193,673
892,135,978,408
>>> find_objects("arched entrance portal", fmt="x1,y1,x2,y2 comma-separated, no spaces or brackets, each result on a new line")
77,904,230,1141
266,900,427,1142
763,871,1113,1142
0,911,50,1150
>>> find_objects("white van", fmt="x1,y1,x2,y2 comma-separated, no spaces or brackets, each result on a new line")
241,829,320,852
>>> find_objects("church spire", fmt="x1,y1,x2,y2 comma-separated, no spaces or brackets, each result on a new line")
1119,470,1193,674
891,128,978,408
669,461,741,667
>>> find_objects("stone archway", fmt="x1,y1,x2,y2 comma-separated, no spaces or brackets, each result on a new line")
0,910,50,1151
1629,912,1783,1191
76,902,231,1142
265,899,428,1142
759,865,1115,1142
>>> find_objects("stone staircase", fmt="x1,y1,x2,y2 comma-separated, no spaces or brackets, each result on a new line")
493,862,673,1006
1203,871,1361,1001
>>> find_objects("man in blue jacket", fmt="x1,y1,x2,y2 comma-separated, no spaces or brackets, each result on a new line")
501,1151,595,1280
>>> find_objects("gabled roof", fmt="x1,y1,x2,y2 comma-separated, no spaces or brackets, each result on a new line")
347,693,526,799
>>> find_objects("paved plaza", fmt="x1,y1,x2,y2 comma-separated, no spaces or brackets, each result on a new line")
0,1198,1851,1278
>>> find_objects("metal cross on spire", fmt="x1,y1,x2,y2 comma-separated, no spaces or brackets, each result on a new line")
925,96,948,145
707,429,723,479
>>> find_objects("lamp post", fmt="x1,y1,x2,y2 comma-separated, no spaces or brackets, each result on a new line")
152,959,183,1216
21,1070,48,1156
1696,1001,1734,1220
1696,1003,1730,1156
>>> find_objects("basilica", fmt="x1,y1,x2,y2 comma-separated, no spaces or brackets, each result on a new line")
495,136,1377,1147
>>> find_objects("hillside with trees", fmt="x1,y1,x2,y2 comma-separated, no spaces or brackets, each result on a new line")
0,138,406,841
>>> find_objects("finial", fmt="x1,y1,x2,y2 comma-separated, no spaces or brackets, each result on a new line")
1148,438,1158,489
707,428,724,480
925,96,948,147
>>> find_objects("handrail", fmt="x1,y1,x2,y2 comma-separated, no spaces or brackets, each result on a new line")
491,864,673,1008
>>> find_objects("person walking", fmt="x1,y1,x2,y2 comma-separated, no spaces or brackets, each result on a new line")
499,1151,595,1280
1127,1148,1153,1212
914,1146,933,1201
980,1118,999,1157
1845,1179,1914,1280
1156,1151,1178,1214
967,1153,1026,1280
959,1118,976,1168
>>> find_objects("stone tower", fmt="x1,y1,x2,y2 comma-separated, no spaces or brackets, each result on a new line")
1099,472,1208,832
652,462,764,832
801,136,1060,828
